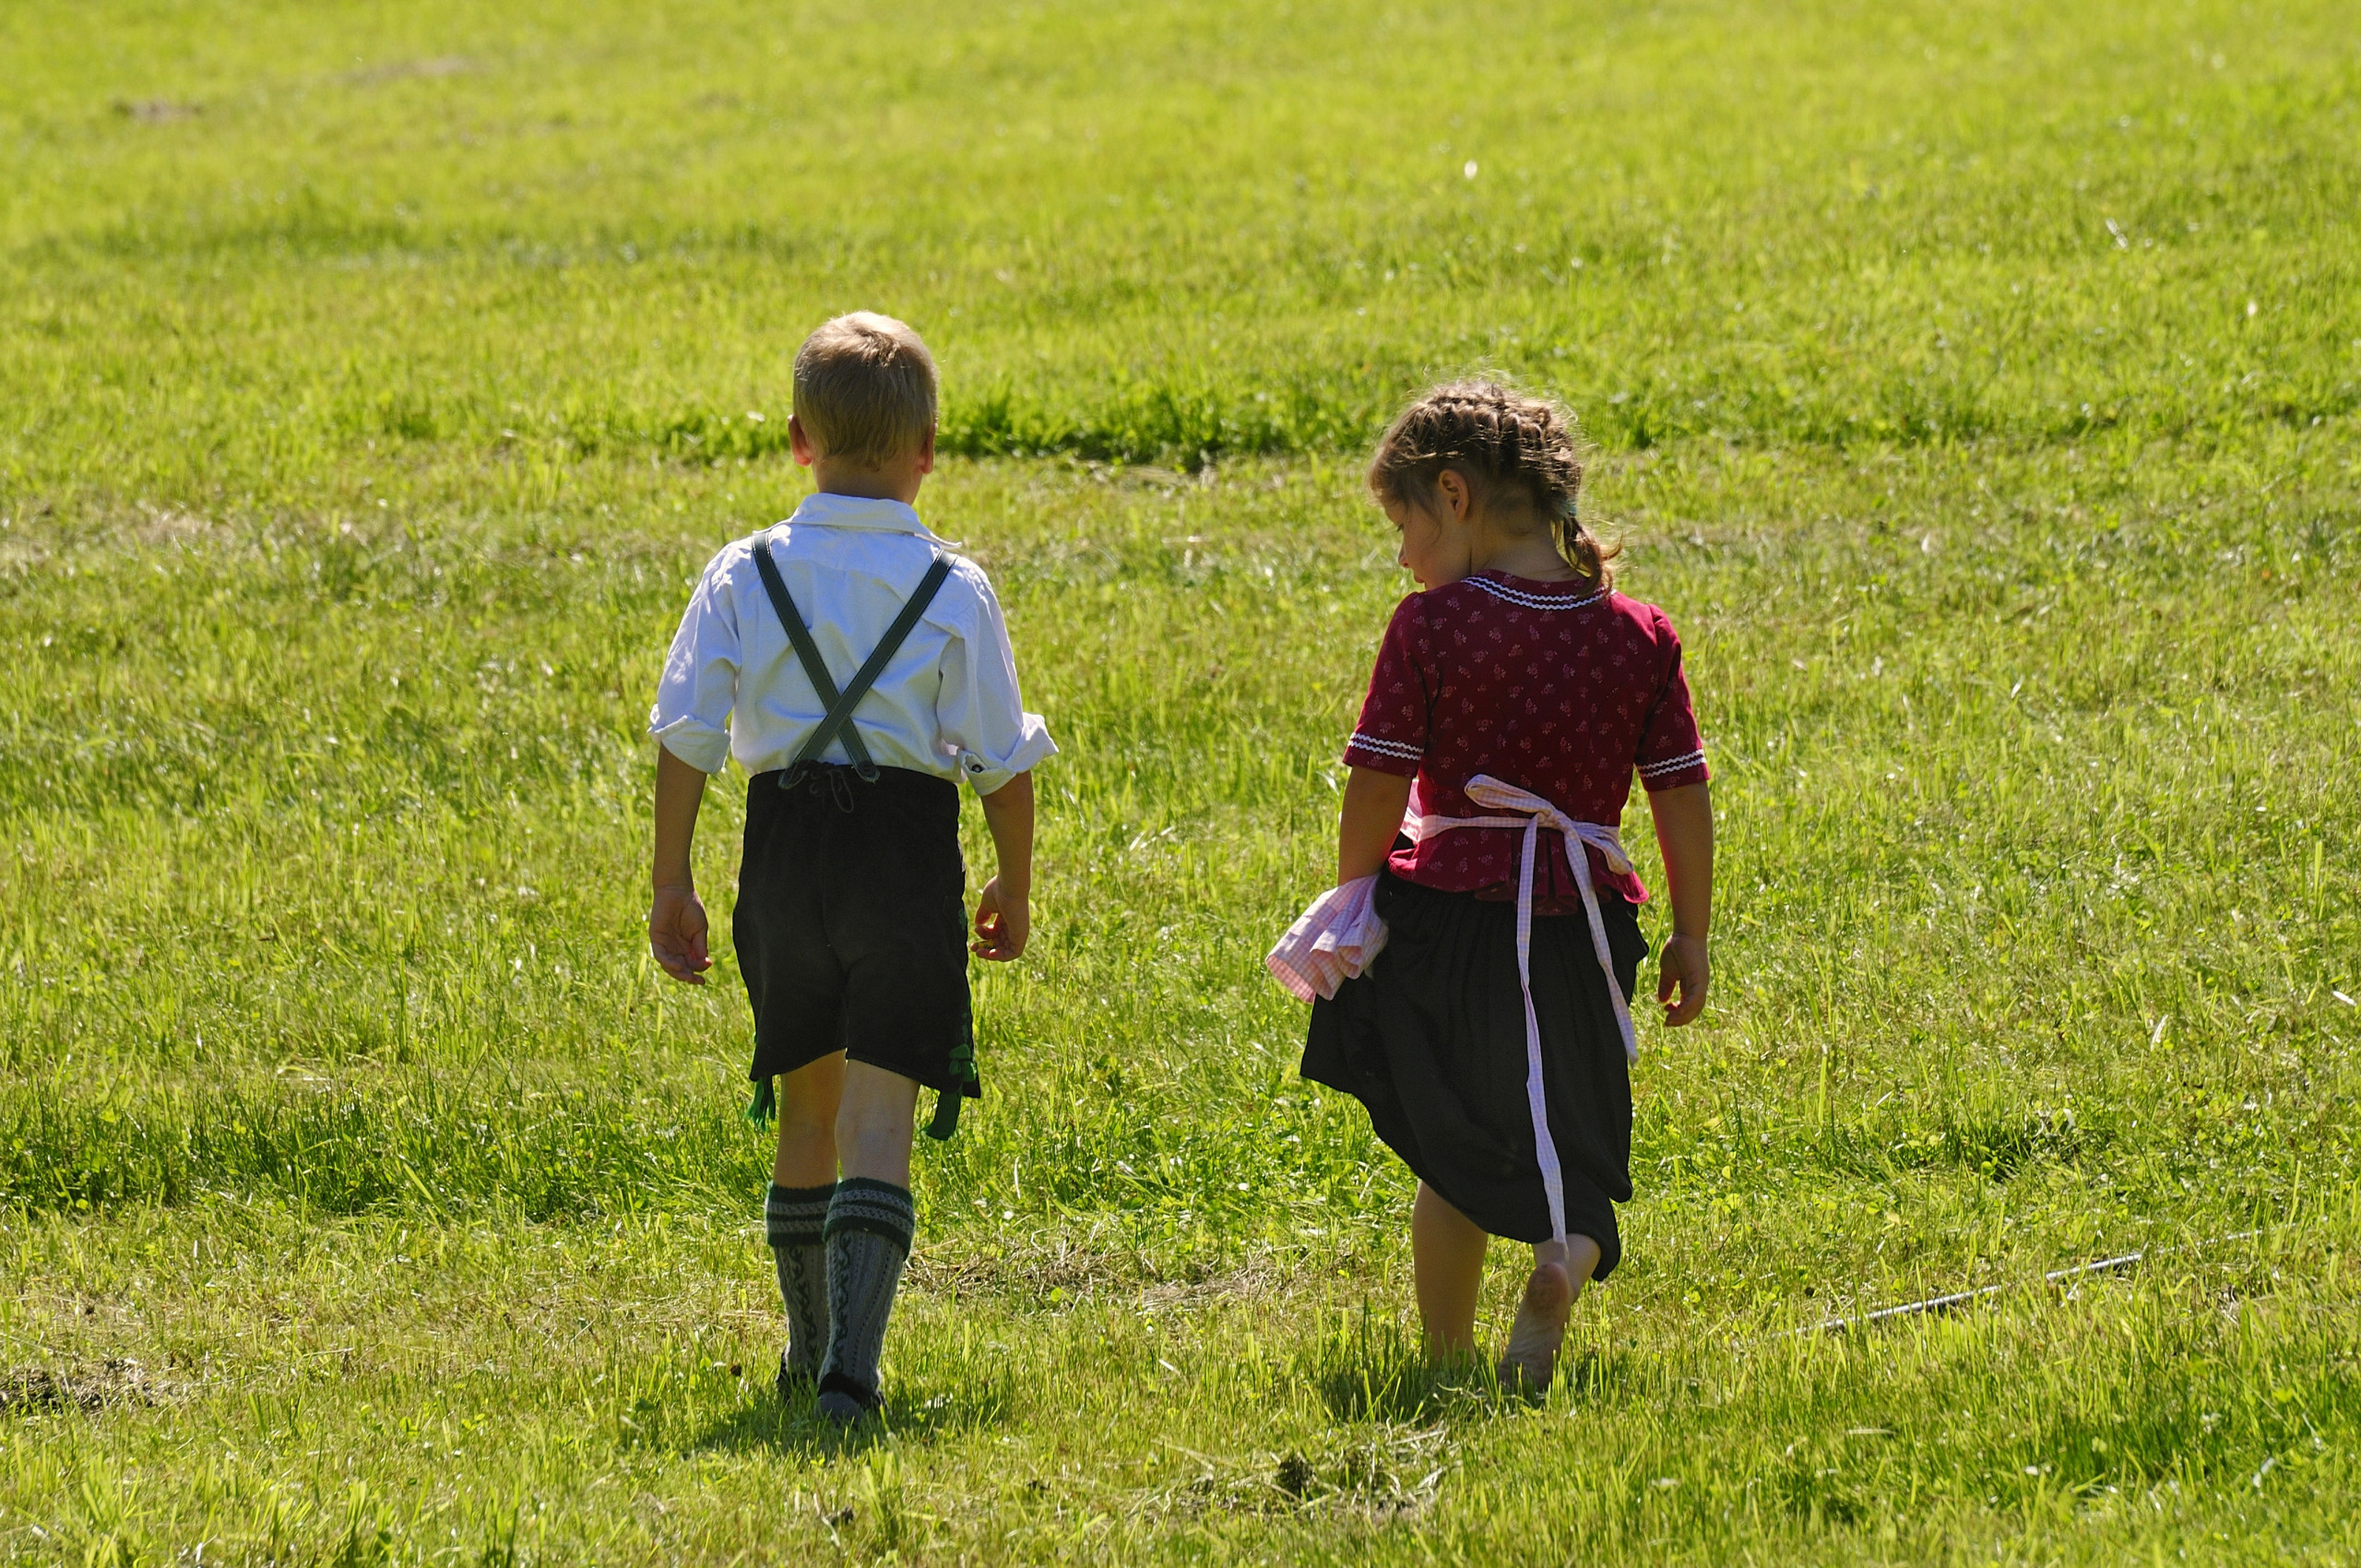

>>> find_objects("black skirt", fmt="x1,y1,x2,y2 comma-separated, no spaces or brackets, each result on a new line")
1301,871,1648,1280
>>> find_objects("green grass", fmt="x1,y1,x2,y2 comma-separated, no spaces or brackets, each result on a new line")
6,0,2357,484
4,0,2359,1562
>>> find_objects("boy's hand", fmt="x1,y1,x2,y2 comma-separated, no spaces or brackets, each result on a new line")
1656,933,1709,1026
971,876,1029,962
649,885,711,984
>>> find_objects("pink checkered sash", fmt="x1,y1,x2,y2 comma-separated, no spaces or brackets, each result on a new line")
1264,874,1389,1005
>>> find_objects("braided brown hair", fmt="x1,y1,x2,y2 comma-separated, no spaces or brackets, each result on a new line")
1367,380,1615,588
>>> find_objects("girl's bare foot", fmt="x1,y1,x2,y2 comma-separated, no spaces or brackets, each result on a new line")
1496,1253,1572,1393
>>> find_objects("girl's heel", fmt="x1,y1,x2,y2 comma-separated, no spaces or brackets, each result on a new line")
1496,1255,1572,1394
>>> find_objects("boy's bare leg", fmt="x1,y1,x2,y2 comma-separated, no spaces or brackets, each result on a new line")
765,1054,848,1390
816,1060,922,1422
772,1053,845,1186
835,1060,919,1184
1498,1232,1601,1394
1412,1182,1489,1358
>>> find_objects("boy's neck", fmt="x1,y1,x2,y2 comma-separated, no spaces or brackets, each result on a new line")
812,464,926,505
789,415,936,505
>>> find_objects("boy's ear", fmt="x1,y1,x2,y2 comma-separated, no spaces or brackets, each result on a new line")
788,413,817,468
913,422,937,476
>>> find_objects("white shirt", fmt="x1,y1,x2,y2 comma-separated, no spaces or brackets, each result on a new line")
648,493,1055,793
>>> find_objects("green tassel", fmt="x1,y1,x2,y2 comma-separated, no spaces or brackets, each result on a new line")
925,1032,981,1142
744,1078,776,1127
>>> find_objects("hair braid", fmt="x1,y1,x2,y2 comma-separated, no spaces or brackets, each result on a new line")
1367,380,1614,588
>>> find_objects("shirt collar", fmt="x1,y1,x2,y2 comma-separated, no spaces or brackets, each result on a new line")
784,491,950,543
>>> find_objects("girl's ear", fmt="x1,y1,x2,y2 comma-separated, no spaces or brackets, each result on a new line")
1433,468,1472,523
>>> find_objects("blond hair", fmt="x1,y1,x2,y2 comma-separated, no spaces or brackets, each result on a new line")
1368,380,1615,589
791,312,938,468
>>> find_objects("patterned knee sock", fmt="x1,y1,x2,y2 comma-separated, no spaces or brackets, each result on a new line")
818,1178,915,1413
765,1182,835,1383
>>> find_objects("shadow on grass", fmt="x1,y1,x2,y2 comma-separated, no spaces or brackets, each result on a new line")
1316,1355,1489,1423
1553,1346,1637,1405
1311,1342,1503,1424
686,1375,1014,1458
1312,1311,1638,1424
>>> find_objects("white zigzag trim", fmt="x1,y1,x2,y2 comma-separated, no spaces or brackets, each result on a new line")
1465,576,1608,612
1347,732,1424,761
1638,749,1706,777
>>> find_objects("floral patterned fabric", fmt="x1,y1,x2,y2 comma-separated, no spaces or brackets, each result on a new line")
1342,571,1708,909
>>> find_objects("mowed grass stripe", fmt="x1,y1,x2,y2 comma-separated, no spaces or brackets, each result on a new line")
4,0,2357,489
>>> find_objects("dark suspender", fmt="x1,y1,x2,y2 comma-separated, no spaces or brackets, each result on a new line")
745,539,978,1139
751,542,954,783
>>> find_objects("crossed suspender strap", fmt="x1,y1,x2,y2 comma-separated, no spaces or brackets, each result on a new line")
751,541,953,781
743,539,979,1139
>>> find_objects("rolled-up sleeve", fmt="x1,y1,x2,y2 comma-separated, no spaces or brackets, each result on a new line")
647,546,743,775
934,567,1055,794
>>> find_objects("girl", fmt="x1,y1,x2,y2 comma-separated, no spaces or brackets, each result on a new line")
1272,382,1714,1392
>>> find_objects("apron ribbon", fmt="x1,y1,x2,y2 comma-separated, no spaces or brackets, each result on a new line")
1405,775,1636,1248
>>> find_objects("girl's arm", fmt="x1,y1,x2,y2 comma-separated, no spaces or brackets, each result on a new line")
649,744,713,984
1337,766,1414,885
1646,781,1712,1025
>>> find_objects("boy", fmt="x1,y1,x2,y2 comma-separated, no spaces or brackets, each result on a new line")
646,312,1052,1424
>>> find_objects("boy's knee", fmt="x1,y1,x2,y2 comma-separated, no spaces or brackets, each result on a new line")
834,1101,908,1151
778,1096,831,1131
831,1064,919,1182
777,1095,836,1152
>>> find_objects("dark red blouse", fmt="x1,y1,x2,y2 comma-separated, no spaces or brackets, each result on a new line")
1342,571,1709,909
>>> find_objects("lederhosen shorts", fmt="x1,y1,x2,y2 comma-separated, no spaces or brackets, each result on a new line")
733,763,975,1095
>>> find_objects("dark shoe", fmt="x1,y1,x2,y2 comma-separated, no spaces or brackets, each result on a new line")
815,1371,881,1427
774,1351,813,1403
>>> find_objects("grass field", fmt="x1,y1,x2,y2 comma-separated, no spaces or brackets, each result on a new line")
4,0,2359,1562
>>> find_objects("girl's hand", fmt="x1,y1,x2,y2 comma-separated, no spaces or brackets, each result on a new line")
972,875,1029,961
649,885,711,984
1656,933,1709,1026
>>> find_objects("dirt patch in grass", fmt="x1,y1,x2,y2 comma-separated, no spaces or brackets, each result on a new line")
1136,1425,1453,1524
907,1237,1144,1302
907,1236,1298,1309
342,56,473,87
0,1358,177,1416
112,99,203,124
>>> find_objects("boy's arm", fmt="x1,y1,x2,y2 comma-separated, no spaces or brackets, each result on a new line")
650,744,713,984
1337,766,1414,885
1646,781,1713,1025
971,771,1034,961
